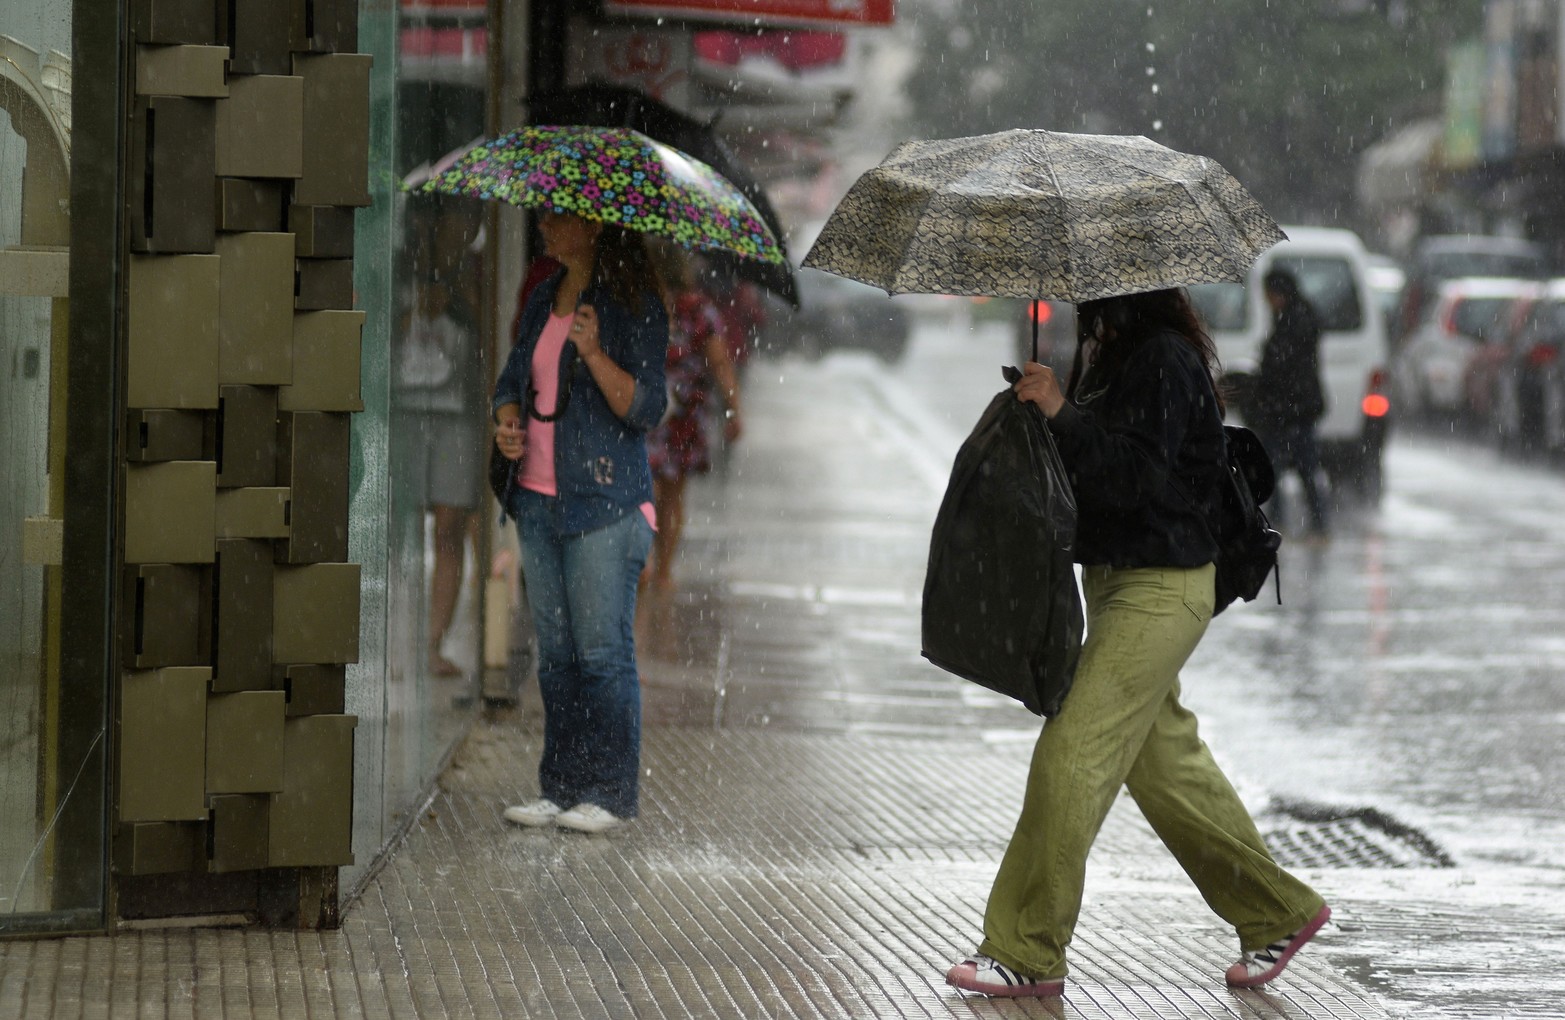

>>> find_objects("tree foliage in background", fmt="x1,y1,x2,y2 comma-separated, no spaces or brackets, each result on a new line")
898,0,1482,227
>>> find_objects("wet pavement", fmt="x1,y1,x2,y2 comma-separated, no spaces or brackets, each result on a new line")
3,321,1562,1017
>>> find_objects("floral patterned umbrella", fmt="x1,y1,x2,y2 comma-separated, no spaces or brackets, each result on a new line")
802,129,1285,304
408,124,786,266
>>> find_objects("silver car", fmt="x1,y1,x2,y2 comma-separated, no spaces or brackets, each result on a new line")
1393,276,1536,423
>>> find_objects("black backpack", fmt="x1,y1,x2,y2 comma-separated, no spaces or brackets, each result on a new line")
1205,424,1282,615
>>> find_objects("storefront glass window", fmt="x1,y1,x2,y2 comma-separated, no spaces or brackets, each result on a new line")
1,0,106,933
345,0,490,894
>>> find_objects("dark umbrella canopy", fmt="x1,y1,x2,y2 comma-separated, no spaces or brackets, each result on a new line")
803,129,1286,304
529,83,798,308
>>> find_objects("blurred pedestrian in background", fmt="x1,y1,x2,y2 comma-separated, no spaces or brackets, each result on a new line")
711,271,766,377
1251,268,1329,540
643,247,744,592
946,288,1330,998
397,201,485,678
492,209,668,834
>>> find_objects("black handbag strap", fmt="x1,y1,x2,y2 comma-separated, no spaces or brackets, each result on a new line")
526,342,578,423
1167,434,1283,607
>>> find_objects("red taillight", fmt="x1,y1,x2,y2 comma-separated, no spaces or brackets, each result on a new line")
1528,345,1559,368
1030,300,1053,325
1362,368,1390,417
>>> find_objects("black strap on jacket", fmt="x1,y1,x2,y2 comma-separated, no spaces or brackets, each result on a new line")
526,343,578,422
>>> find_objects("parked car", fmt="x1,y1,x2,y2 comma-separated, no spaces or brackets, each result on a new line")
1393,276,1536,424
1366,253,1406,339
1187,225,1392,501
759,266,911,363
1494,278,1565,456
1396,234,1548,340
1462,285,1538,427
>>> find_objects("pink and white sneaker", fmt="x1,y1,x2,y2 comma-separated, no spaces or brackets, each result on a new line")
1226,904,1332,988
945,954,1065,997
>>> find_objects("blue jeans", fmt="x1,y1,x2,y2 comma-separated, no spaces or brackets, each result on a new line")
515,491,652,818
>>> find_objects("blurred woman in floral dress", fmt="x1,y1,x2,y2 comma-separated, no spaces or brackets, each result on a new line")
645,252,744,591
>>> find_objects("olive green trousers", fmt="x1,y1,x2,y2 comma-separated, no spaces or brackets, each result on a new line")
978,563,1325,980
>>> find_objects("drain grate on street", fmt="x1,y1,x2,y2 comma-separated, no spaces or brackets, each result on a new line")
1260,800,1455,870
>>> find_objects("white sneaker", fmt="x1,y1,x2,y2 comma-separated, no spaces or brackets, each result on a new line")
556,803,621,834
502,798,563,827
945,954,1064,997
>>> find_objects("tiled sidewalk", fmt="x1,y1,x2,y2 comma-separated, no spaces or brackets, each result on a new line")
0,720,1392,1019
0,356,1403,1018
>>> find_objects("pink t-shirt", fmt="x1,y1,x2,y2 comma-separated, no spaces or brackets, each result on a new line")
519,309,658,530
520,312,572,496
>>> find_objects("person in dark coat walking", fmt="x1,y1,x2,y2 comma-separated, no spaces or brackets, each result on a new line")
944,288,1330,998
1251,268,1329,538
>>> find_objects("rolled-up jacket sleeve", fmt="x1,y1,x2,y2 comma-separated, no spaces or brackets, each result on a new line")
617,297,670,431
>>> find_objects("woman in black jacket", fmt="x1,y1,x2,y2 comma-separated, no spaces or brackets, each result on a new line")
945,288,1329,998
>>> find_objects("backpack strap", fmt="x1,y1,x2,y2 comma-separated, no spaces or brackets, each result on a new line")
1167,429,1283,609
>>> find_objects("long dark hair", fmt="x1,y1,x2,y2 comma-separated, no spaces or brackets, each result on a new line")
591,225,663,318
1069,288,1226,416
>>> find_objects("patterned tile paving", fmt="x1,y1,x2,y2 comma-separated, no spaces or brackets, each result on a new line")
0,722,1394,1019
0,359,1408,1019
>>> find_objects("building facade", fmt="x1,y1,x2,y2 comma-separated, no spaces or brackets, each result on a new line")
1,0,891,937
1358,0,1565,261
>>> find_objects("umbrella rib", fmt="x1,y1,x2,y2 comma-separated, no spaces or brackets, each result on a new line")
1042,160,1075,300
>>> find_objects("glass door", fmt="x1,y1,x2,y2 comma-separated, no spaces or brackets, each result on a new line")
1,0,112,935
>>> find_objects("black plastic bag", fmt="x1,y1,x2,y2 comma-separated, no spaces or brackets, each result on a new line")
921,374,1084,717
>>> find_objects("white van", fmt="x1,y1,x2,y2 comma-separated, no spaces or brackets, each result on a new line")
1188,226,1392,501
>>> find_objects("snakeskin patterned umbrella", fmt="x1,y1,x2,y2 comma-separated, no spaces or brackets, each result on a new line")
802,130,1285,303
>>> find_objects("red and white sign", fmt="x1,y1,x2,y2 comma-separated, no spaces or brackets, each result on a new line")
602,0,894,28
694,30,847,71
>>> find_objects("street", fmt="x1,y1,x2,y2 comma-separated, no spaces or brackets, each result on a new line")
7,311,1561,1019
650,309,1565,1018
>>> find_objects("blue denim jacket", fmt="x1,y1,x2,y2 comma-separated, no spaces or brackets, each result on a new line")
493,271,669,535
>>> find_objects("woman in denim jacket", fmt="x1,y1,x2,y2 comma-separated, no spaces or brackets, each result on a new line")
492,211,668,834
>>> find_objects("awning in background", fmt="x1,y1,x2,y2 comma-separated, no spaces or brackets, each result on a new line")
1357,118,1444,209
602,0,893,28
